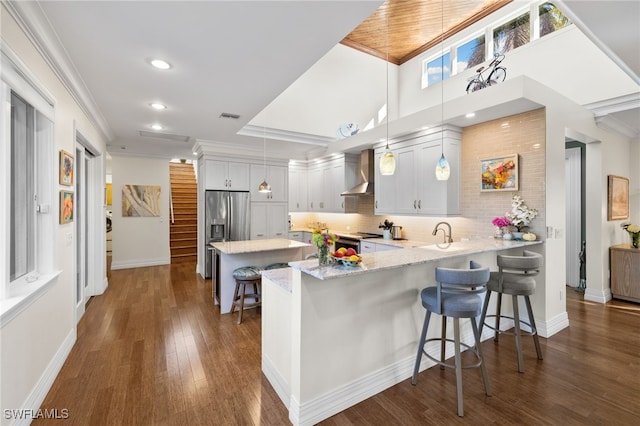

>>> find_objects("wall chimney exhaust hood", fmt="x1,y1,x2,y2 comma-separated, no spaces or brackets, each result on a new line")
341,149,374,196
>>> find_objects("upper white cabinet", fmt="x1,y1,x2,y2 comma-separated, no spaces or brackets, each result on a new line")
205,160,250,191
306,154,359,213
374,126,461,216
288,164,308,212
251,164,288,202
250,202,288,240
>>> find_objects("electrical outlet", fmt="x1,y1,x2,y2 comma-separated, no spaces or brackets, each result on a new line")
555,228,563,238
65,232,73,246
546,226,554,238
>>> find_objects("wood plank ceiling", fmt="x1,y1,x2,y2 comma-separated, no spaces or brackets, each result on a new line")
341,0,512,64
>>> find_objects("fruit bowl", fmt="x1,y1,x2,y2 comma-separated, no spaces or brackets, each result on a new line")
331,255,362,267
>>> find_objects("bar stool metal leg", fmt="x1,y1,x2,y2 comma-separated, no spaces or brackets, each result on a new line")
525,295,543,360
512,295,524,372
411,310,432,385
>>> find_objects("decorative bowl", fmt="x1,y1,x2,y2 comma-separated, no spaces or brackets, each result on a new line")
331,255,362,267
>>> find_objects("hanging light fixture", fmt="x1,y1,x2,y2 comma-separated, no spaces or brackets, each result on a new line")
435,0,450,181
379,6,396,176
258,126,271,193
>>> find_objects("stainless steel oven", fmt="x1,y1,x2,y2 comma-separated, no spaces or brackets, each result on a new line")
334,232,383,253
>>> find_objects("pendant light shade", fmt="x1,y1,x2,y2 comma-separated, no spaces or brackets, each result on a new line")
380,149,396,175
258,126,272,193
435,153,450,180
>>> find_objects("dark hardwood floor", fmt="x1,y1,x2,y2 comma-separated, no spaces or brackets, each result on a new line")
36,262,640,425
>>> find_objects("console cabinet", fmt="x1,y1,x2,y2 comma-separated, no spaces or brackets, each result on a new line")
610,244,640,303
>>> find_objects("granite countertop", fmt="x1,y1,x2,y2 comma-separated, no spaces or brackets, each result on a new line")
289,239,543,280
365,238,430,249
261,267,292,292
210,238,311,255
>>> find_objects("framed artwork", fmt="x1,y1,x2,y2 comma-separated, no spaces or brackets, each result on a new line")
608,175,629,221
481,154,518,191
59,190,74,224
59,150,74,186
122,184,161,217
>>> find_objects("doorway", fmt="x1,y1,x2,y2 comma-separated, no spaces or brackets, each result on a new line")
75,129,103,324
565,141,585,289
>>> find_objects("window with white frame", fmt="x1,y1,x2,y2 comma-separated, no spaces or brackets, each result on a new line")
420,0,572,89
1,48,56,310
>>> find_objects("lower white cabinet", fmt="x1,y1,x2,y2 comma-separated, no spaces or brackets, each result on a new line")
288,231,304,242
251,203,288,240
361,241,402,253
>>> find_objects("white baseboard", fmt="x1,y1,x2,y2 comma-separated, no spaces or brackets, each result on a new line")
537,311,569,338
584,287,612,304
111,257,170,270
12,328,76,426
262,356,291,410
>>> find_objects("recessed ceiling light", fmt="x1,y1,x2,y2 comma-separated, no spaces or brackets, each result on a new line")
150,123,163,130
192,151,198,156
150,103,167,110
150,59,171,70
465,112,476,118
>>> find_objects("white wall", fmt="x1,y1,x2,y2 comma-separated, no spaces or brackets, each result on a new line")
110,156,171,269
1,4,107,418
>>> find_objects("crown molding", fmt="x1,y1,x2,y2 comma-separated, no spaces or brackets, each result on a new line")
4,1,114,142
584,93,640,139
238,125,334,146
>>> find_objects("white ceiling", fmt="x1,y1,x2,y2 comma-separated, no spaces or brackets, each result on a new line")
6,1,639,161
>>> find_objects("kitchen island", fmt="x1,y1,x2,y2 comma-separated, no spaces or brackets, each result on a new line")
261,239,544,426
210,238,312,314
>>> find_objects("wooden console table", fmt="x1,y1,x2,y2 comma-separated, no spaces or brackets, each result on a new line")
610,244,640,303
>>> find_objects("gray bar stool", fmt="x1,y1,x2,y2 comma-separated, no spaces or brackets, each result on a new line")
231,266,262,324
479,250,543,372
411,261,491,417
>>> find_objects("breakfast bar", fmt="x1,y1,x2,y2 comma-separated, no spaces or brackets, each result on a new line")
261,239,543,426
210,238,312,314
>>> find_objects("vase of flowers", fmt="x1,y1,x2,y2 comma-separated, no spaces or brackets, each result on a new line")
491,216,512,239
505,194,538,239
311,228,338,266
622,222,640,248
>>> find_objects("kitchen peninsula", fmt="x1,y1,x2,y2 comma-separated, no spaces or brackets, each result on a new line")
261,239,543,426
210,238,312,314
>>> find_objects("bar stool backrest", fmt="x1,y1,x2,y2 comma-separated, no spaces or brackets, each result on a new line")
497,250,542,277
434,260,490,311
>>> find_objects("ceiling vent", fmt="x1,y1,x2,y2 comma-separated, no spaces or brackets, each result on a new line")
219,112,240,120
138,130,190,142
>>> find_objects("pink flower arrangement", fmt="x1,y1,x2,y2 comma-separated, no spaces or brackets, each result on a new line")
492,216,512,228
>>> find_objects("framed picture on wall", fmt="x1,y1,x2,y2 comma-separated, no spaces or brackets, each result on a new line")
60,190,74,224
59,150,74,186
480,154,518,191
607,175,629,221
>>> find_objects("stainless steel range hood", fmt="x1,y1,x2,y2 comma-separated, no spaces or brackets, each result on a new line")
341,149,374,196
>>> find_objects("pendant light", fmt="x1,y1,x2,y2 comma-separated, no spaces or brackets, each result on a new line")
435,0,450,181
258,126,271,193
379,7,396,176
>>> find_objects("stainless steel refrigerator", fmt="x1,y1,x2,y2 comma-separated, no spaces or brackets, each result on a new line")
204,190,251,278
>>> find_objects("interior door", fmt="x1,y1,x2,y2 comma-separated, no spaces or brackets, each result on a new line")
565,147,582,287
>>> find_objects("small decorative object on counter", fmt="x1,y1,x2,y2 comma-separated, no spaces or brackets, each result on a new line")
505,194,538,239
622,222,640,248
491,216,511,239
379,219,394,240
311,228,338,266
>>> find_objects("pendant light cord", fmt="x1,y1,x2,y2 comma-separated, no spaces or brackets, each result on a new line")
441,0,444,156
385,8,390,150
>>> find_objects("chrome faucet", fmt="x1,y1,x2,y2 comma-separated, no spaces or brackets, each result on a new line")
432,221,453,243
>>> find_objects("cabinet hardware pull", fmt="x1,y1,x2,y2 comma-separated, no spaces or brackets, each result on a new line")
414,200,417,209
418,200,421,209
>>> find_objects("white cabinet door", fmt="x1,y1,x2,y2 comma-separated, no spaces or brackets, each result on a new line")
416,140,460,216
205,160,250,190
307,167,323,211
227,162,250,190
288,167,308,212
374,242,402,252
251,203,287,239
251,164,288,202
360,241,376,253
394,146,419,215
205,160,229,190
288,231,303,242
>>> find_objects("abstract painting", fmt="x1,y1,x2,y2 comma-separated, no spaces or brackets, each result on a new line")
60,190,74,224
59,150,74,186
122,184,161,217
481,154,518,191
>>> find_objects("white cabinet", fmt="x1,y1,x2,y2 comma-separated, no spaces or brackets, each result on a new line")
307,155,358,213
288,165,308,212
251,164,288,202
288,231,304,242
205,160,250,190
374,127,460,216
251,203,288,240
360,241,402,253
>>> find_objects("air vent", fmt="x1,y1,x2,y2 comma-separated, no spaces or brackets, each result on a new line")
138,130,190,142
220,112,240,120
